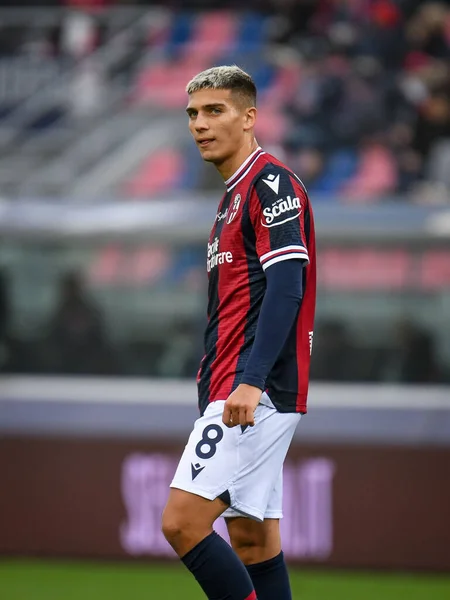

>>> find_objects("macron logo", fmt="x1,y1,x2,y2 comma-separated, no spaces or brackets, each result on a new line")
191,463,205,480
262,173,280,195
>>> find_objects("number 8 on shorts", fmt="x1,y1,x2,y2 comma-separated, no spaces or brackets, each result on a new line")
195,424,224,459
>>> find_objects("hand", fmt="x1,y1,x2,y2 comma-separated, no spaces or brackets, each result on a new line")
222,384,262,428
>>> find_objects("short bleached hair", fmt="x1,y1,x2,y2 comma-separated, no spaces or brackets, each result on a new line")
186,65,257,107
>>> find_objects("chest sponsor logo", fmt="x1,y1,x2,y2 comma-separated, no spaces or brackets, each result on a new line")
207,237,233,273
262,195,302,228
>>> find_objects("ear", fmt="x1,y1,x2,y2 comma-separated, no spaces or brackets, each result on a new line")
243,107,257,131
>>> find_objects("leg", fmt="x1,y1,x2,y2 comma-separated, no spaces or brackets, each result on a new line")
162,489,256,600
226,516,281,565
219,403,299,599
162,488,226,556
226,518,291,600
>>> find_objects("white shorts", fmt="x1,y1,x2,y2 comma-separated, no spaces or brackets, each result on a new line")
170,395,301,522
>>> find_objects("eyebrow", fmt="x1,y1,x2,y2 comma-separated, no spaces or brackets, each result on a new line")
186,103,227,114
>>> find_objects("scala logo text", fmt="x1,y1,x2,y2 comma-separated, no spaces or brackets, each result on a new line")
262,196,302,228
207,237,233,273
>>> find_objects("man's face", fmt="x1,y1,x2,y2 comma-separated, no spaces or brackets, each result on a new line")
186,88,250,165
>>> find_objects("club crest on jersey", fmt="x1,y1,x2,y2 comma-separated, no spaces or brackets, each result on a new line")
261,195,302,228
227,194,241,224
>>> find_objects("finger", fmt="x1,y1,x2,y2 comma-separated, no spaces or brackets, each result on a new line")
239,407,247,426
231,407,240,428
222,404,232,427
246,406,255,427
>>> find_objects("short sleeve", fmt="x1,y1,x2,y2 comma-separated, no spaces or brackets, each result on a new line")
249,168,310,271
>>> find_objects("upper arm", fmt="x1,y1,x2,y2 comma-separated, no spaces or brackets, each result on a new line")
249,168,310,272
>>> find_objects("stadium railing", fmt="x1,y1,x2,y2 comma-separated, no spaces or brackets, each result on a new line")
0,197,449,381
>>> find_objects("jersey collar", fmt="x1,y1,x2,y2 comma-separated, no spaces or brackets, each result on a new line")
225,146,264,192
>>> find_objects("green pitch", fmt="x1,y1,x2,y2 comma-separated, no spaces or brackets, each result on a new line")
0,560,449,600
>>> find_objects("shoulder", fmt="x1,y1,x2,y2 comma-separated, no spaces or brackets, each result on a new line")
249,155,309,202
251,154,308,196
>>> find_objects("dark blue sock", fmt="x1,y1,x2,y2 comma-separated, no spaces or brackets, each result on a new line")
245,551,292,600
182,531,257,600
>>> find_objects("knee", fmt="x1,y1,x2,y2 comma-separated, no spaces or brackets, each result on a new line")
230,531,263,565
161,507,185,546
161,490,223,556
161,503,209,554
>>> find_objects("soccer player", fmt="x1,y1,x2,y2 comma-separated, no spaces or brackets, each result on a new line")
162,66,316,600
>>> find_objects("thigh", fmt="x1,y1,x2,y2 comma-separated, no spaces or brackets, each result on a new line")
172,401,300,522
225,517,281,564
223,405,300,521
223,466,284,520
170,401,240,503
265,467,284,519
163,487,227,529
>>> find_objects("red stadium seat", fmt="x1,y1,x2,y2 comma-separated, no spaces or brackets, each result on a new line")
185,11,236,61
124,148,185,198
255,104,288,146
133,11,236,108
341,143,398,201
133,57,210,107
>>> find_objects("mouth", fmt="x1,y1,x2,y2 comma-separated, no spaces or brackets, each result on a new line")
197,139,215,148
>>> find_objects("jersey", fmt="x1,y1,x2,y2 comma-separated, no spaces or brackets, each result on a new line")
197,146,317,415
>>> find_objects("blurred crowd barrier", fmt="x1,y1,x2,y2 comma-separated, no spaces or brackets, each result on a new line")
1,198,449,383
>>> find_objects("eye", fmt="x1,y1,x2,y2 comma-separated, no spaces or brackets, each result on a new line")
188,111,197,119
211,108,222,115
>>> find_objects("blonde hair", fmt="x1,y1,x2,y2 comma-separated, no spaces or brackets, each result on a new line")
186,65,256,107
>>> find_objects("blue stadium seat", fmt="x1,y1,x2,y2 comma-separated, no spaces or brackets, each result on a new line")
313,149,359,195
165,12,194,59
252,63,275,93
235,12,266,52
179,145,204,191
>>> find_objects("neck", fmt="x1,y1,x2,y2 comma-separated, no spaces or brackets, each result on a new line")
216,138,259,181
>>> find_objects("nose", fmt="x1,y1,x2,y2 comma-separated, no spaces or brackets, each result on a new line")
194,113,209,132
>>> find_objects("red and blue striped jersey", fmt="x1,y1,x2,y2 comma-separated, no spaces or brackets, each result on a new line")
198,147,316,414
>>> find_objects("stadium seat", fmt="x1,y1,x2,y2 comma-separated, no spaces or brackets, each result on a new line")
179,144,204,190
313,150,359,194
235,12,266,52
262,63,302,105
165,12,194,60
123,148,185,198
185,11,236,61
255,104,288,145
342,143,398,200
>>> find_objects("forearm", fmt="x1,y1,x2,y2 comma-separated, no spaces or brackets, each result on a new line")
241,259,304,390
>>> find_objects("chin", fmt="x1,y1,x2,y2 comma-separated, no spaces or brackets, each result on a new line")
201,151,220,164
201,150,224,165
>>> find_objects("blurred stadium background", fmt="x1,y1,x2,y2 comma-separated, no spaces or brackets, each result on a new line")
0,0,450,598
